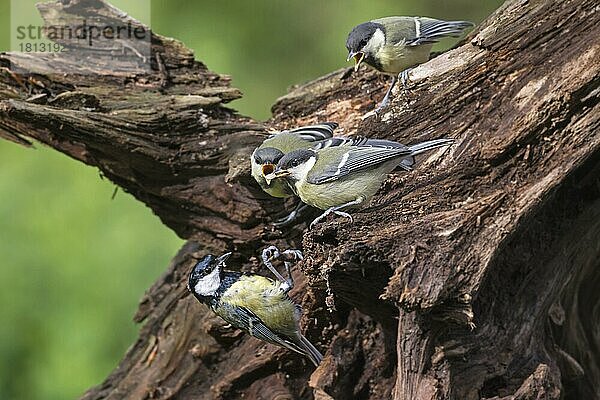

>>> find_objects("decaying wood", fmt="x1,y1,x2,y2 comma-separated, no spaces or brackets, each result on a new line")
1,0,599,399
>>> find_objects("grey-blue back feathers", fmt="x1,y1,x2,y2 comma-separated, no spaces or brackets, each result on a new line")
312,136,410,151
308,138,454,185
215,301,322,366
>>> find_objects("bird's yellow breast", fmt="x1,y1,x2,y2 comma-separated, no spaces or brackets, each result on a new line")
221,275,298,334
375,43,433,74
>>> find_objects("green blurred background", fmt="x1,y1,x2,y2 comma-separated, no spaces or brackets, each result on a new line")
0,0,502,399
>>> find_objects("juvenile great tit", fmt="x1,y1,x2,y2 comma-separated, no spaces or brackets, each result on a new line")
188,248,323,366
266,138,454,228
346,16,474,114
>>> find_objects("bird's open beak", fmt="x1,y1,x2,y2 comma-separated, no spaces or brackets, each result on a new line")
264,169,291,185
347,51,365,72
216,252,232,267
261,163,275,177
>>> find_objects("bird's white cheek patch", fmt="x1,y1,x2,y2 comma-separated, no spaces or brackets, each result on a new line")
365,28,385,52
194,267,221,296
290,156,317,181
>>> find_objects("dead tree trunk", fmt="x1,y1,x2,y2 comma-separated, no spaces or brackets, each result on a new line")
1,0,599,399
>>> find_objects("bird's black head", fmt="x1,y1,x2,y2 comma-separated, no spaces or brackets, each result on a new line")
346,21,384,54
277,148,316,170
253,147,285,176
188,252,231,300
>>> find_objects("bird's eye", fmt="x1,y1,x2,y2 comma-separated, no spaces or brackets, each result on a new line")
359,39,368,48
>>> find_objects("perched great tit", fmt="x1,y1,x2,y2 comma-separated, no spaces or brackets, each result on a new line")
187,248,323,366
346,16,474,114
266,138,454,228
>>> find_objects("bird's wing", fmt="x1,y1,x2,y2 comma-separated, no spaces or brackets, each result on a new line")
218,302,306,356
307,146,412,184
372,17,473,47
313,136,411,151
273,122,338,142
406,17,474,46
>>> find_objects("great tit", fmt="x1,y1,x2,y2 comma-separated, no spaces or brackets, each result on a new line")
252,123,410,225
187,248,323,366
346,16,474,114
252,122,339,199
266,138,454,228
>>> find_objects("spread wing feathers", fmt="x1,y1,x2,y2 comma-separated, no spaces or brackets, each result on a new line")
221,303,321,365
312,136,410,151
271,122,338,141
308,146,413,184
308,138,454,184
407,18,474,46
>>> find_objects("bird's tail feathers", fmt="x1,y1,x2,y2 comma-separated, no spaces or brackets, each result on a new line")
396,138,452,170
408,138,454,156
298,333,323,367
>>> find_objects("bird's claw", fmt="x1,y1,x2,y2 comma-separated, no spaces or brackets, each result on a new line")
309,208,354,229
399,69,412,88
309,212,328,229
261,245,281,264
272,203,308,228
260,246,302,291
273,210,299,227
361,109,379,120
282,249,303,262
333,210,353,223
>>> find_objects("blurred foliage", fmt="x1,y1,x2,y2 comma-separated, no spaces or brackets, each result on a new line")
0,0,502,399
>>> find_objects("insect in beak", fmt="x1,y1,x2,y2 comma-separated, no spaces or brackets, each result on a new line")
216,252,232,266
264,169,291,185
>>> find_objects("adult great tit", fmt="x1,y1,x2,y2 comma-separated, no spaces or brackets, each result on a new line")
266,138,454,228
346,16,474,114
188,248,323,366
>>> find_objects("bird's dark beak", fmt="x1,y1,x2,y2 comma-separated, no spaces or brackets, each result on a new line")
347,51,365,72
216,252,232,267
261,163,275,177
264,168,291,185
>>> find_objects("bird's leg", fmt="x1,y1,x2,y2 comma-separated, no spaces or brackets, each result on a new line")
280,249,303,292
399,68,413,88
377,74,398,112
273,202,308,227
309,197,363,229
362,75,397,119
261,246,287,284
261,246,303,293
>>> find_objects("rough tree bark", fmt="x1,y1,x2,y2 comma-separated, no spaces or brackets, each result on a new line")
1,0,599,399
